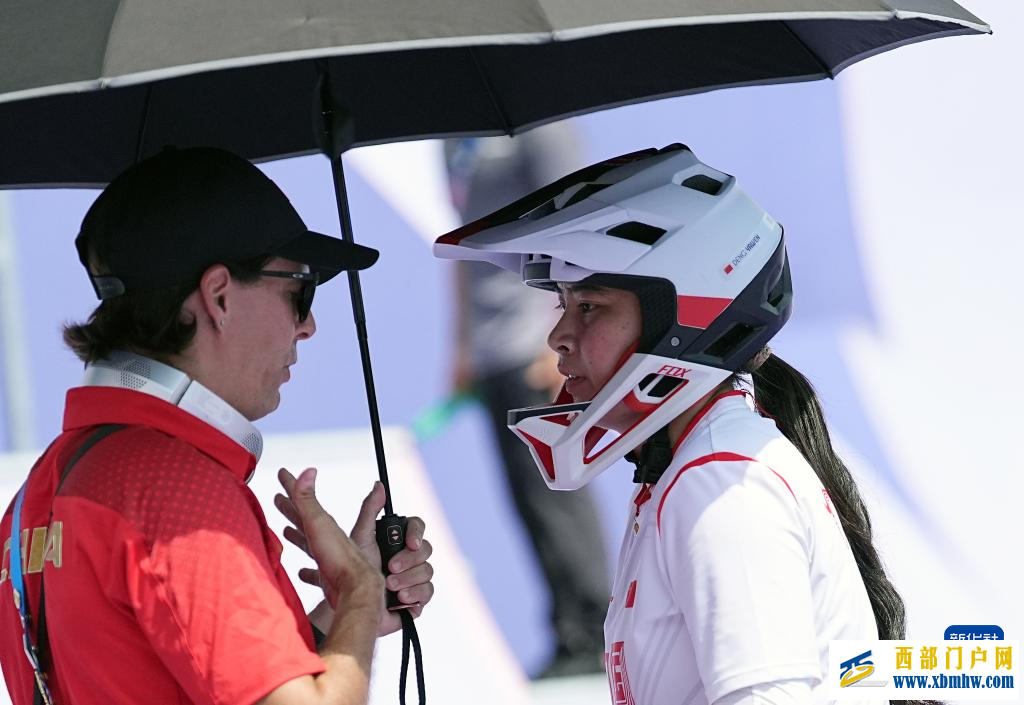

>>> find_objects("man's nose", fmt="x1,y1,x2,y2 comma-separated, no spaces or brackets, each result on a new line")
297,309,317,340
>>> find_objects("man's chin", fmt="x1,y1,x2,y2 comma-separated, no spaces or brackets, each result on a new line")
248,392,281,422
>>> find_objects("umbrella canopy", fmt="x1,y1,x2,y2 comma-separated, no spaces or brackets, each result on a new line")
0,0,989,187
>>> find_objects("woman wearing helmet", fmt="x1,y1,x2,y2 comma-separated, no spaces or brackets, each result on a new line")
434,144,904,705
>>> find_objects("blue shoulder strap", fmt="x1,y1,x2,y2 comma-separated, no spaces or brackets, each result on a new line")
10,482,52,704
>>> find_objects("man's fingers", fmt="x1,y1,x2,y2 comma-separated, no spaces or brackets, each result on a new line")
350,481,385,541
385,561,434,593
277,467,297,494
298,567,322,586
283,526,310,556
388,539,433,574
286,467,328,520
273,493,301,528
395,581,434,608
404,516,426,550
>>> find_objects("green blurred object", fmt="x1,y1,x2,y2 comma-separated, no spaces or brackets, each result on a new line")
411,391,478,442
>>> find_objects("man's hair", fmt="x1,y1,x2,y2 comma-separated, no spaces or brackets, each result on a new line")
64,253,273,363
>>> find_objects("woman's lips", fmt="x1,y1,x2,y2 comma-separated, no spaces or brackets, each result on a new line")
564,375,587,396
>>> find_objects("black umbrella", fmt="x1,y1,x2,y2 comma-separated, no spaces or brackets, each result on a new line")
0,2,991,701
0,3,990,187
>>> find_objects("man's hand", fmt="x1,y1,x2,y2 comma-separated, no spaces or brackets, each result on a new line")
276,477,435,637
259,468,384,705
275,468,384,611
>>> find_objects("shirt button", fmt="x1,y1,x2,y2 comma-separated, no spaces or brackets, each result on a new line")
633,522,639,534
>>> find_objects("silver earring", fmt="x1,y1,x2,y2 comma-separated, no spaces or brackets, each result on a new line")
219,319,225,328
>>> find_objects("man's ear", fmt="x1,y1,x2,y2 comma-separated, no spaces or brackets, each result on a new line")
194,264,233,330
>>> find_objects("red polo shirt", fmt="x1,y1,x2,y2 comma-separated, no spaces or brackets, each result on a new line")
1,387,325,705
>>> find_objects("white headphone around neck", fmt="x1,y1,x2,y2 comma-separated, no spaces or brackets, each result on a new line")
82,351,264,462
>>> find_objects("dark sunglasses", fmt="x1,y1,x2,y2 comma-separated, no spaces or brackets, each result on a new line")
258,270,319,322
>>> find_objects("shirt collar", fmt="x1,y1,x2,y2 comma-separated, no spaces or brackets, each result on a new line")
64,353,261,483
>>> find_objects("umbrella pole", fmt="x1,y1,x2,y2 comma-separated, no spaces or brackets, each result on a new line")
317,65,426,705
326,152,397,516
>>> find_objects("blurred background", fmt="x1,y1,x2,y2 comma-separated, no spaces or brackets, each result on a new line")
0,1,1019,701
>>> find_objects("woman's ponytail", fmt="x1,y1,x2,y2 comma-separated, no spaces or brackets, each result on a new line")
750,352,907,642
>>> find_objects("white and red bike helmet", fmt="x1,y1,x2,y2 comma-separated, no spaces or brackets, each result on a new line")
434,144,792,490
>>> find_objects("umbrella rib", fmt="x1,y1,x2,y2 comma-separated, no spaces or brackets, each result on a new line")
779,21,834,80
468,47,513,136
134,84,153,164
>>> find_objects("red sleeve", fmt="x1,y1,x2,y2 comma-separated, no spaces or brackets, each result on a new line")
114,446,324,705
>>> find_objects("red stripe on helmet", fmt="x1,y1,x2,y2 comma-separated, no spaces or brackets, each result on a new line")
676,295,732,328
435,219,487,246
519,430,556,481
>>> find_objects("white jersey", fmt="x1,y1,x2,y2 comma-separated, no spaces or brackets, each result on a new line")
604,391,881,705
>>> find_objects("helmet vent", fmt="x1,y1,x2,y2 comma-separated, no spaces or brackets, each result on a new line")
640,373,684,399
681,174,724,196
704,322,758,361
606,222,666,246
767,278,787,310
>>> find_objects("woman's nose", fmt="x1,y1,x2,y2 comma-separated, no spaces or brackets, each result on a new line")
547,312,575,355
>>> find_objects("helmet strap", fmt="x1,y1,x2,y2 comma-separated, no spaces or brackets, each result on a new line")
626,425,673,484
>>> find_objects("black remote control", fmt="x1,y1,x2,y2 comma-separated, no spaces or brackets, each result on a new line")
375,514,411,610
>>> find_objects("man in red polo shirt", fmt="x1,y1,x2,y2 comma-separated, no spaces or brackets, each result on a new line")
0,148,435,705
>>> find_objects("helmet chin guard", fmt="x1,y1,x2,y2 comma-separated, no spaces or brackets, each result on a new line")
508,353,731,490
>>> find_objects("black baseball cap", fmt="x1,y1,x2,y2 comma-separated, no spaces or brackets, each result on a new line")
75,146,379,299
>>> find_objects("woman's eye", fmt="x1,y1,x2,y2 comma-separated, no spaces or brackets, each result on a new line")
578,302,595,313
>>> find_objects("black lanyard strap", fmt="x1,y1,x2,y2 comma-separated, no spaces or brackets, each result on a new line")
398,609,425,705
10,424,124,705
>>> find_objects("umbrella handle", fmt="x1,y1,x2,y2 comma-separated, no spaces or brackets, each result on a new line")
376,514,415,611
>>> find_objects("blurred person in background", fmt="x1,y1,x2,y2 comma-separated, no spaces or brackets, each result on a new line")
445,125,609,678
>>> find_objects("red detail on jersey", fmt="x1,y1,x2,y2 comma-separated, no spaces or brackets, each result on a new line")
724,264,734,274
607,641,636,705
657,451,798,532
633,484,653,516
676,295,732,329
822,488,835,515
625,580,638,608
670,390,748,454
518,430,556,481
